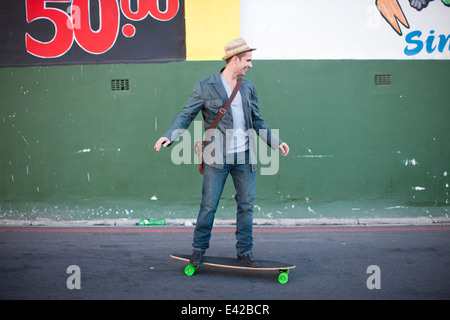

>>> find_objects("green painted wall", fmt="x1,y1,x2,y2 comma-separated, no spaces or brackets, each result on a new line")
0,60,449,220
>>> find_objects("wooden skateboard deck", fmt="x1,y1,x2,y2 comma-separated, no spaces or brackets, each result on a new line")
170,253,296,284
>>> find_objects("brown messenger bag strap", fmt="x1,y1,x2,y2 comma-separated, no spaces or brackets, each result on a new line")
207,76,242,138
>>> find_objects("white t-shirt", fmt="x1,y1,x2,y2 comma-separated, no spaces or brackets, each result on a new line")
220,76,249,153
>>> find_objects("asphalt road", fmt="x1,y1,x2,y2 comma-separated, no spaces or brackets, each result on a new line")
1,225,449,302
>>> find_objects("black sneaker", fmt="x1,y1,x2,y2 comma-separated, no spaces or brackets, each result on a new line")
189,249,204,266
237,252,260,268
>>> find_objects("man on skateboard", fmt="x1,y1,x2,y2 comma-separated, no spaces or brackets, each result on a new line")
154,38,289,268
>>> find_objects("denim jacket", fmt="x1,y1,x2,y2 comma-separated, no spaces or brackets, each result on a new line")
163,69,282,172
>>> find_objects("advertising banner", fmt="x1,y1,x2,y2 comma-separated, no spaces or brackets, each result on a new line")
0,0,185,67
241,0,450,60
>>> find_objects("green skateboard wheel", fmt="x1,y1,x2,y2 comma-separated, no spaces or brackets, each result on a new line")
278,272,288,284
185,264,198,276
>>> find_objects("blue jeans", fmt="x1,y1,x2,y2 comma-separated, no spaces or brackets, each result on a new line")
193,151,256,255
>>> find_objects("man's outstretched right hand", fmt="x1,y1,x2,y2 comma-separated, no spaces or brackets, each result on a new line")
154,137,171,152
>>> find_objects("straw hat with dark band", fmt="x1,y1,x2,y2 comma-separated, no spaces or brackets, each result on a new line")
222,38,256,61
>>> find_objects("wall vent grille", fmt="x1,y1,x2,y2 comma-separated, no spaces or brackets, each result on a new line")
374,74,391,86
111,79,130,91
